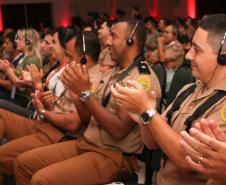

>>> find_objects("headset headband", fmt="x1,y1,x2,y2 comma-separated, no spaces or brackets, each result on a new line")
128,22,139,38
82,33,86,53
218,31,226,55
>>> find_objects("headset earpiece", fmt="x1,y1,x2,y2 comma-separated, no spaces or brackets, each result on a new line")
80,57,87,64
126,38,134,46
25,38,31,45
126,21,139,46
217,32,226,65
25,30,31,46
217,53,226,65
80,33,87,64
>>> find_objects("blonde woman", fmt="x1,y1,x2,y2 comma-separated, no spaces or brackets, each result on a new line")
0,28,42,87
0,28,42,108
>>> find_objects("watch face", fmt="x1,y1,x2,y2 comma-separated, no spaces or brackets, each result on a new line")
141,112,150,123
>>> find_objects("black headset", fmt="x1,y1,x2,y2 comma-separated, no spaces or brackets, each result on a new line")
126,21,139,46
217,31,226,65
80,33,87,64
25,29,31,46
23,4,31,46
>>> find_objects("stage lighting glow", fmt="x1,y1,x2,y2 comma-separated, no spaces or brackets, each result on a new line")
0,5,3,31
187,0,196,18
61,18,69,27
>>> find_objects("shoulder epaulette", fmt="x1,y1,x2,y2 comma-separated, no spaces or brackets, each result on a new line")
138,61,151,74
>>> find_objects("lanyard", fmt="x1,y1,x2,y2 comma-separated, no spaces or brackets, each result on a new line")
101,54,144,107
45,58,68,87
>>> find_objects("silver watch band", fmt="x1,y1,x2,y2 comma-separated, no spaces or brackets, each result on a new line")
140,108,157,125
80,90,93,103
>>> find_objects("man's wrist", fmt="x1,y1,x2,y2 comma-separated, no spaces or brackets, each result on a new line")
35,83,43,91
141,102,156,113
140,108,158,125
80,90,93,103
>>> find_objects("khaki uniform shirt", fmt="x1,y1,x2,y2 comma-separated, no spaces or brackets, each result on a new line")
84,61,161,154
36,65,102,142
52,64,102,113
98,47,116,67
156,79,226,185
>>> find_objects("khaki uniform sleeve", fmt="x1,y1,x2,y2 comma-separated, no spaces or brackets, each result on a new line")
53,90,78,113
133,64,162,107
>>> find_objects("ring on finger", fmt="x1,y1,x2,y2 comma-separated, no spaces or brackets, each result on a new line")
197,156,204,165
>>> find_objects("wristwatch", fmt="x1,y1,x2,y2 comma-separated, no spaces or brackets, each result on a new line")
80,90,93,103
39,109,47,120
140,109,157,125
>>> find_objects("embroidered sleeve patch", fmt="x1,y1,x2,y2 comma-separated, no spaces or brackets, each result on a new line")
137,75,151,91
221,104,226,122
90,84,97,94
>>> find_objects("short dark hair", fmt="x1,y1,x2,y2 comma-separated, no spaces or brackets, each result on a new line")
39,28,54,40
5,31,16,48
160,18,172,27
98,19,117,30
75,31,100,62
117,17,146,52
165,23,178,38
106,19,117,29
178,34,190,44
55,27,76,49
144,16,158,28
199,14,226,53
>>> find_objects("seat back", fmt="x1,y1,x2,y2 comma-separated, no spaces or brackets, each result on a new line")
151,62,166,113
165,62,194,107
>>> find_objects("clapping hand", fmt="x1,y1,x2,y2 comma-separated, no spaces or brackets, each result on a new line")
179,119,226,185
61,62,90,95
111,80,157,124
39,91,57,110
0,59,12,72
31,90,45,112
111,80,157,114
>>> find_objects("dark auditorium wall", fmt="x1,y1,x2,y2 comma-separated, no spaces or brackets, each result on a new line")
1,0,71,28
72,0,188,19
1,0,189,28
196,0,226,18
